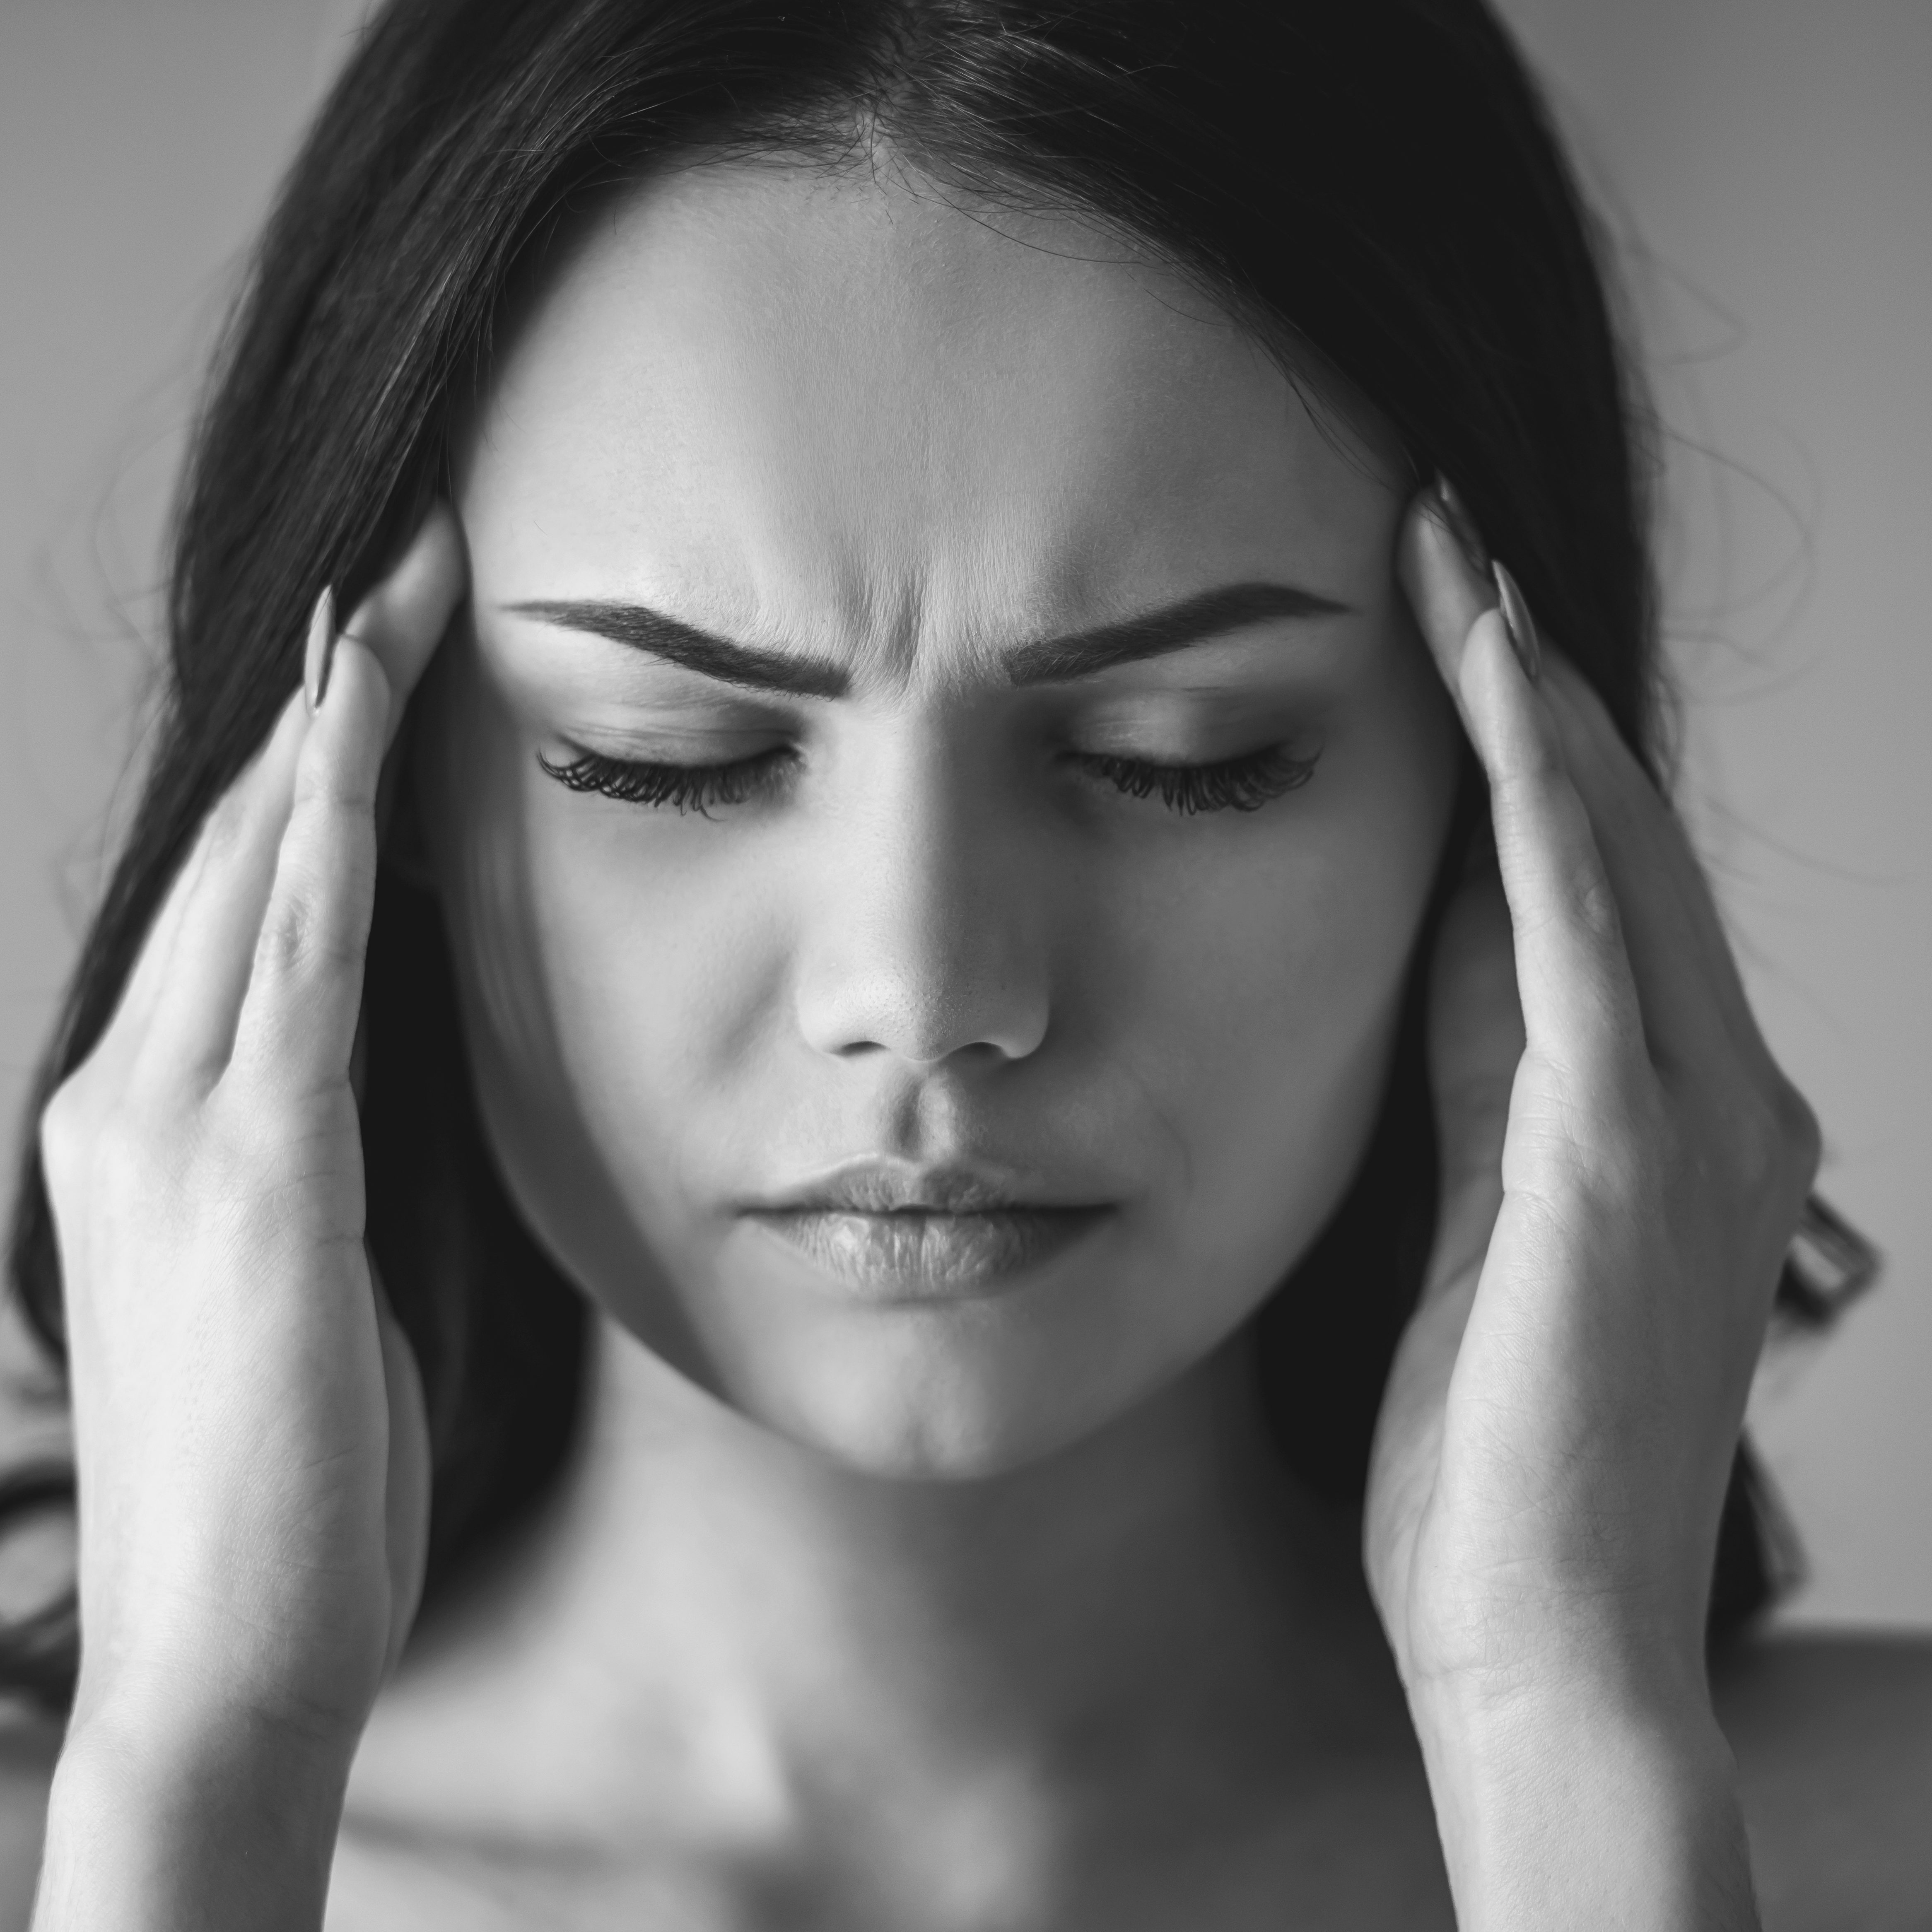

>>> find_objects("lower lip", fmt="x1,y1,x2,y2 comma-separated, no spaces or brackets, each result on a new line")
745,1207,1112,1299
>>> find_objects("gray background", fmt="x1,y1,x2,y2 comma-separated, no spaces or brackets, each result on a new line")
1,0,1926,1626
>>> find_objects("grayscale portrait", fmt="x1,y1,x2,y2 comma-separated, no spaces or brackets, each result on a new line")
1,2,1927,1926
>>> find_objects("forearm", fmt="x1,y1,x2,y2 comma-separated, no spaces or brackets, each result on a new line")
32,1704,353,1932
1411,1666,1760,1930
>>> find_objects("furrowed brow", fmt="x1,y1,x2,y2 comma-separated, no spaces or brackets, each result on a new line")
509,581,1344,695
507,601,850,699
1001,582,1348,686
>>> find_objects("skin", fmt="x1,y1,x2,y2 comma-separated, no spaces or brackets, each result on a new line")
23,152,1916,1932
341,162,1460,1920
419,158,1459,1474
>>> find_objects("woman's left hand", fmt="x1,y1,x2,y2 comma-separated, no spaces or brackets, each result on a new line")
1362,482,1819,1927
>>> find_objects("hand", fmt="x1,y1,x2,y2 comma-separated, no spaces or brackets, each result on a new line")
1362,485,1816,1922
37,506,465,1758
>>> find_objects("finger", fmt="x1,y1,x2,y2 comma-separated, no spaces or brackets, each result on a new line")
1472,628,1644,1075
1402,485,1764,1086
1538,655,1776,1083
227,633,392,1097
1399,487,1646,1079
108,685,311,1091
340,500,467,753
93,505,461,1098
1396,484,1492,743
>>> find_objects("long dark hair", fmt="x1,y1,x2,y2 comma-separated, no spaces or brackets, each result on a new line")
1,0,1830,1713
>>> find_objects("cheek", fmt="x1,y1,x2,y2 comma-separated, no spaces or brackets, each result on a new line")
517,828,789,1203
429,712,768,1169
414,646,777,1376
1097,712,1454,1290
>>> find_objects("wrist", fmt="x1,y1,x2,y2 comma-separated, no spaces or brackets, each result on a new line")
68,1605,380,1761
1408,1662,1759,1932
34,1701,355,1932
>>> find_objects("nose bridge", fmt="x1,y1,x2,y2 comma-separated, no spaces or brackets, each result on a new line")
792,724,1050,1067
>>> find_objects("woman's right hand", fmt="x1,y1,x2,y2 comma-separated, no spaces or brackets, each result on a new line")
31,507,464,1928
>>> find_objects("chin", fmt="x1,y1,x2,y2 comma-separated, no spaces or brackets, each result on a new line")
734,1328,1151,1485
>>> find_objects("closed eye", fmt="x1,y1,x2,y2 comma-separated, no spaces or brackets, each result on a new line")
537,746,797,816
1064,744,1319,814
538,741,1319,818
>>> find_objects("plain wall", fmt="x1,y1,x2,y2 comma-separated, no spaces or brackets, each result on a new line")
1,0,1927,1626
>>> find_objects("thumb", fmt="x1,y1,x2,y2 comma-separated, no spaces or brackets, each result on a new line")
1425,846,1523,1296
1364,851,1523,1568
370,1259,431,1683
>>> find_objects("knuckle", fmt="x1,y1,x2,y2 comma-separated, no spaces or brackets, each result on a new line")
36,1076,92,1189
45,1093,183,1228
255,887,318,981
41,1065,137,1180
256,873,364,987
1503,712,1568,787
89,1099,172,1193
40,1032,214,1211
1618,1097,1678,1198
294,746,377,819
1700,1072,1818,1213
201,783,253,852
1564,857,1623,948
186,780,265,884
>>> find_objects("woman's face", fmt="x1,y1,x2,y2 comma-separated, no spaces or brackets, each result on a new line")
420,160,1459,1477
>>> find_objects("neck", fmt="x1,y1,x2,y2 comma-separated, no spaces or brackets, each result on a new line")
377,1310,1396,1838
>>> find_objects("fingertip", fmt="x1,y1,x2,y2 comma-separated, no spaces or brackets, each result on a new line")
1393,480,1437,601
342,500,468,736
328,628,393,721
1451,605,1571,822
1457,606,1541,746
1398,482,1495,695
304,632,392,805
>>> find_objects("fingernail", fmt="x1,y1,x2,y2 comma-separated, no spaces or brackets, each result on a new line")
1434,474,1491,575
1491,561,1543,683
304,585,338,714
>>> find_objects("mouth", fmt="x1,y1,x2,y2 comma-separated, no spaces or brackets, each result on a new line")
745,1206,1112,1298
741,1160,1115,1299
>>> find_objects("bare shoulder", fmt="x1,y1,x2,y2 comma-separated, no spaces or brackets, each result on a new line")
1712,1631,1932,1931
0,1713,58,1931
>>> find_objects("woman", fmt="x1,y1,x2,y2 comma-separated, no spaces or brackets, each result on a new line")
2,0,1925,1923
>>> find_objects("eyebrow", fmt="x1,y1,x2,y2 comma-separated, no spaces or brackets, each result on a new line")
1002,581,1348,686
506,580,1348,698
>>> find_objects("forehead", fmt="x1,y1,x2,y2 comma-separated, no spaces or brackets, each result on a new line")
460,157,1401,658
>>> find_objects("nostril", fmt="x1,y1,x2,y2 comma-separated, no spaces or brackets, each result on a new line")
798,971,1049,1067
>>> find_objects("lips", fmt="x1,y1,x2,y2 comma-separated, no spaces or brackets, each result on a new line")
741,1160,1114,1298
747,1205,1110,1297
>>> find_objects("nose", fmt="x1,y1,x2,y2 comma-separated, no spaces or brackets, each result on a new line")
791,729,1051,1067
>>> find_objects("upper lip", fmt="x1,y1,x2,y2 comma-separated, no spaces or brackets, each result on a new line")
745,1159,1107,1216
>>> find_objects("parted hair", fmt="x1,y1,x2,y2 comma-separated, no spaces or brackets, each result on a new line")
2,0,1819,1712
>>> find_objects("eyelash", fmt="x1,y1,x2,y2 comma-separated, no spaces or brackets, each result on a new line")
538,746,796,815
537,743,1319,818
1071,746,1318,814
